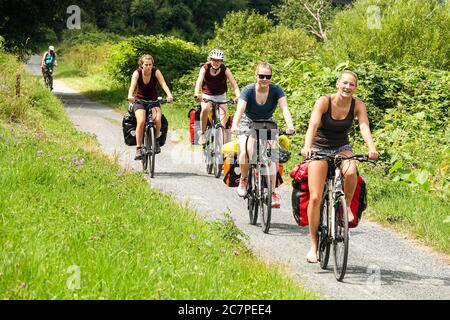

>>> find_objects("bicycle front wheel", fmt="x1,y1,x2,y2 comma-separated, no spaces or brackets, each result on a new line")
260,167,272,234
247,166,258,225
333,195,349,281
318,196,331,270
205,127,213,174
149,126,156,178
213,127,224,178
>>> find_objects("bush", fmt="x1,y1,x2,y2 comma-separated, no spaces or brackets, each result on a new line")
108,35,204,86
323,0,450,70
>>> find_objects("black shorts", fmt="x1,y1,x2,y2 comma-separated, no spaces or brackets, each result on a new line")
130,102,161,113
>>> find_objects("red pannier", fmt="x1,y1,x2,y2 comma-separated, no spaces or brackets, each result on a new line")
188,107,233,144
290,162,309,226
290,162,367,228
188,107,201,145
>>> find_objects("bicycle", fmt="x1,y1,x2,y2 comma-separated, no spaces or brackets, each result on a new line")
309,153,371,281
133,97,167,178
202,98,235,178
245,120,290,233
43,65,54,91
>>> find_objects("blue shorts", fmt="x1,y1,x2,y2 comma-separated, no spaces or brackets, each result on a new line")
312,144,353,157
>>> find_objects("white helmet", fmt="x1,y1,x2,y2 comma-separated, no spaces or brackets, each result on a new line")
209,49,224,60
49,45,55,51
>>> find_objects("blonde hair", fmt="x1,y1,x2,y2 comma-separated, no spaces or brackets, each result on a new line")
138,54,154,67
338,70,358,85
255,62,272,75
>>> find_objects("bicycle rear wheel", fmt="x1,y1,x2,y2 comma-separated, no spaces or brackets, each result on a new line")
260,167,272,233
213,126,224,178
318,196,331,269
333,195,349,281
247,166,258,225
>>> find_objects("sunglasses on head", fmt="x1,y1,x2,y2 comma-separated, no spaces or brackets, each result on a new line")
258,74,272,80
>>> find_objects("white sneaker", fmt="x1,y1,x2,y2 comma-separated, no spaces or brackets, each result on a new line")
237,178,248,197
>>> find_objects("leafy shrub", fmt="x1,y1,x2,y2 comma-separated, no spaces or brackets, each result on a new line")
108,35,204,86
323,0,450,69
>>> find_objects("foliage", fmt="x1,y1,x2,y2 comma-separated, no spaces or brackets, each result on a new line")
323,0,450,69
108,35,204,86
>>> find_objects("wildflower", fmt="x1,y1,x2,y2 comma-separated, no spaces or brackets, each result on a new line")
59,156,65,161
21,282,27,289
37,150,43,155
79,158,85,165
233,250,240,256
72,157,78,164
190,234,196,240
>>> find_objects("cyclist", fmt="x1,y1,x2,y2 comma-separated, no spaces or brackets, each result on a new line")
127,54,174,160
194,49,240,144
40,45,58,88
230,62,295,208
301,70,379,263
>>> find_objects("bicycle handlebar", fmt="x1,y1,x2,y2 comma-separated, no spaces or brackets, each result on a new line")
202,98,235,105
308,153,371,163
134,97,168,106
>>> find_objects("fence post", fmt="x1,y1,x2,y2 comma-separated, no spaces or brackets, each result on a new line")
16,74,21,97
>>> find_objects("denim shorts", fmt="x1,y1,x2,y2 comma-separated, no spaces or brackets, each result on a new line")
311,144,353,156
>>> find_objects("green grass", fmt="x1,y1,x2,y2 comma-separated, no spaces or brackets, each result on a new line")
0,51,317,299
364,173,450,254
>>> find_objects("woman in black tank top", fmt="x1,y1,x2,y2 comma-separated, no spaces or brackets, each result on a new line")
301,71,379,263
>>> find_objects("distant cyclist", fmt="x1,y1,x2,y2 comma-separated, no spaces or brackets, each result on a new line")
231,62,295,208
127,54,174,160
194,49,240,144
40,45,58,88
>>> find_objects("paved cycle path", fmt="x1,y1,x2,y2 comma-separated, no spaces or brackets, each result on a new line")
26,56,450,300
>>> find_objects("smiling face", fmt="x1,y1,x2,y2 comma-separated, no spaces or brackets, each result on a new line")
336,72,357,98
210,58,223,70
256,66,272,88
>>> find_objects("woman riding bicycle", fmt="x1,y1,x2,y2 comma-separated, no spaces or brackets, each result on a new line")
194,49,240,145
127,54,174,160
231,62,295,208
302,70,379,263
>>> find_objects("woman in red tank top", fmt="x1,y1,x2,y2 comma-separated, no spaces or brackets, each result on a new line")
127,54,173,160
194,49,240,144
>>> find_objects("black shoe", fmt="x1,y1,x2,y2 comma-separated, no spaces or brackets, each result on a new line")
155,141,161,154
135,147,144,160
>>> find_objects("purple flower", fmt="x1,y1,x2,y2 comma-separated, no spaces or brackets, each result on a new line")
72,157,78,163
37,150,43,155
21,282,27,289
190,234,196,240
79,158,85,165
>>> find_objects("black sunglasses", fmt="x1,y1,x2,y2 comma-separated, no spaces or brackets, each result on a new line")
258,74,272,80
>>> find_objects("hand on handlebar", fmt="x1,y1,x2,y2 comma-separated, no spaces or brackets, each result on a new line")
301,147,313,160
127,97,136,103
368,149,379,160
285,127,295,135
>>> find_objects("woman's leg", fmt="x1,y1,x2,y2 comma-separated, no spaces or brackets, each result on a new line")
135,109,146,147
306,160,328,262
200,101,211,138
152,107,162,138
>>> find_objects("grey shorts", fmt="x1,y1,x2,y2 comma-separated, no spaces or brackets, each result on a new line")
312,144,353,156
238,113,277,133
